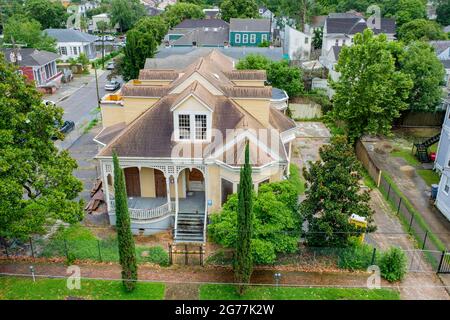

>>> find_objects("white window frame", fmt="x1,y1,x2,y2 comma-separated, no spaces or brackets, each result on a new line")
175,112,211,142
60,46,67,55
195,114,207,140
250,33,256,44
242,34,248,43
444,176,450,195
178,114,191,140
235,33,241,43
261,34,268,42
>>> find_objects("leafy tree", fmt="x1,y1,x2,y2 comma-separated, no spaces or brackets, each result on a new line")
208,180,300,265
0,53,83,241
330,29,413,141
300,135,375,247
219,0,259,22
110,0,146,32
236,54,304,97
394,0,427,26
97,20,110,69
121,16,166,80
436,0,450,26
312,27,323,50
235,142,253,295
24,0,68,29
379,247,407,282
3,15,57,52
163,2,205,28
398,19,448,43
77,53,90,73
178,0,207,5
86,4,111,19
400,41,445,112
134,16,169,43
112,152,137,292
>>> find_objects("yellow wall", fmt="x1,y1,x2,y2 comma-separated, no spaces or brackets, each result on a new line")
175,96,211,113
232,80,265,87
170,170,186,199
207,165,221,212
140,168,156,197
101,105,125,127
232,98,270,126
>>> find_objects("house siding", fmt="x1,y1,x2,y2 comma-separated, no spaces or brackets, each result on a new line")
230,31,270,47
436,171,450,221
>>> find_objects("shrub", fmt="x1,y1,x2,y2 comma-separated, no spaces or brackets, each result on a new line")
379,247,408,282
205,249,234,266
141,246,169,267
338,241,377,271
251,239,276,265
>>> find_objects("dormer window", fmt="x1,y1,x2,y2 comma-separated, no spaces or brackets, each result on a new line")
178,114,191,140
195,115,207,140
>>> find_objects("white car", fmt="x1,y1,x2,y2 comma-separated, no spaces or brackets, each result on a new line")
43,100,56,106
105,80,121,91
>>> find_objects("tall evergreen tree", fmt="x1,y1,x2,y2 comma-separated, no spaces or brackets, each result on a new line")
113,152,137,292
234,141,253,295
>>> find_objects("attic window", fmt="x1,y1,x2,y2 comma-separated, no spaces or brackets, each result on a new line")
178,114,190,140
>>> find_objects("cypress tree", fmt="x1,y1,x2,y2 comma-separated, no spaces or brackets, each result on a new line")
235,141,253,295
113,151,138,292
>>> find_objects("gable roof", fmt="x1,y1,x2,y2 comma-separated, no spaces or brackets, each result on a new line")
325,15,396,35
1,48,60,66
173,19,229,29
224,70,267,81
229,18,271,32
44,28,98,43
429,41,450,55
171,26,229,47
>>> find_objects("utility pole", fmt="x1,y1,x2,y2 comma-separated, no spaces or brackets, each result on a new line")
94,64,100,109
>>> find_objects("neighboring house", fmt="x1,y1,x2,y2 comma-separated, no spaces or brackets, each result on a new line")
92,13,119,33
69,0,99,16
45,28,98,60
434,99,450,220
320,13,396,61
203,8,220,19
1,48,62,93
95,50,296,242
150,47,285,69
444,26,450,33
229,18,271,47
427,1,437,20
283,24,312,61
429,41,450,87
166,19,230,47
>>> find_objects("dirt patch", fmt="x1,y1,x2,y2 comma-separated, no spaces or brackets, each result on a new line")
164,283,199,300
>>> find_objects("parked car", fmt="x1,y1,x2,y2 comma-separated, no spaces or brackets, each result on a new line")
43,100,56,106
51,120,75,140
106,35,115,41
105,79,120,91
106,61,115,70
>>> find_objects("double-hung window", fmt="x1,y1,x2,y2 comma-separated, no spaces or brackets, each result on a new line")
235,34,241,43
250,34,256,44
261,34,268,42
444,176,450,194
178,114,191,140
242,34,248,43
195,115,207,140
60,46,67,55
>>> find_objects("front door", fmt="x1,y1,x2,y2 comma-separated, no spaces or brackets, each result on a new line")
188,168,204,191
154,170,167,197
124,167,141,197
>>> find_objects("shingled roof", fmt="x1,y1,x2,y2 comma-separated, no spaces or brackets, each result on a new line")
138,69,179,80
325,14,396,35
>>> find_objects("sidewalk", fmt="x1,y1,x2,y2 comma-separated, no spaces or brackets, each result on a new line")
0,260,448,300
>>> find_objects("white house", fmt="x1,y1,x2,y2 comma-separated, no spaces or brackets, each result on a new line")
44,29,98,61
434,100,450,220
92,13,119,33
429,41,450,87
283,24,312,61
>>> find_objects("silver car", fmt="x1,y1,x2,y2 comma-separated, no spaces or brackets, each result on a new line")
105,80,120,91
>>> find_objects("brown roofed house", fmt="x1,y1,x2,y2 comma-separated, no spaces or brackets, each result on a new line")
95,49,297,242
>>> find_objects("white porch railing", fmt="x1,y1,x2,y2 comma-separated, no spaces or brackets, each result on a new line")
109,200,173,220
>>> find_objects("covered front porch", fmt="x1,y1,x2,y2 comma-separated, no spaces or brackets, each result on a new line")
103,163,207,242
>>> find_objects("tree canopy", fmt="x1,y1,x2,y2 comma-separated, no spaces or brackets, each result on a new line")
24,0,68,29
236,54,304,97
163,2,205,28
330,29,413,141
436,0,450,26
110,0,146,32
397,19,448,43
3,14,57,52
219,0,259,23
300,135,375,247
0,54,83,241
399,41,445,112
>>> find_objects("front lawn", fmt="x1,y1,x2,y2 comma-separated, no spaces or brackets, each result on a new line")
417,169,441,186
0,277,165,300
289,163,305,195
199,284,400,300
39,224,169,266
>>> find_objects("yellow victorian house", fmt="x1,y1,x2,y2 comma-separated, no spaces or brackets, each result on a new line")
94,50,297,243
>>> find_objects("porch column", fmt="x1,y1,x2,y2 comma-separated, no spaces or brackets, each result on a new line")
175,174,179,214
166,176,171,211
102,162,112,212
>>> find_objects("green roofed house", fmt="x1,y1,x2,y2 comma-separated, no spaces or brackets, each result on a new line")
229,18,271,47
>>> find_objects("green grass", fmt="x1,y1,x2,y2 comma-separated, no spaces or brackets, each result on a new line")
83,118,99,134
199,284,400,300
390,150,420,166
39,224,169,266
417,169,441,187
289,163,305,195
0,277,164,300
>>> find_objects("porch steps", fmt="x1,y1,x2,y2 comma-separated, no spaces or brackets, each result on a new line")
174,213,205,243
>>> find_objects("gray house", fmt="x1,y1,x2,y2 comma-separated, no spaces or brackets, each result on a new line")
435,99,450,221
165,19,230,47
44,28,98,61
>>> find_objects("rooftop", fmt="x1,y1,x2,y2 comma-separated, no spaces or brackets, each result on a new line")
229,18,271,32
325,14,396,35
1,48,60,66
44,28,98,43
173,19,229,29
